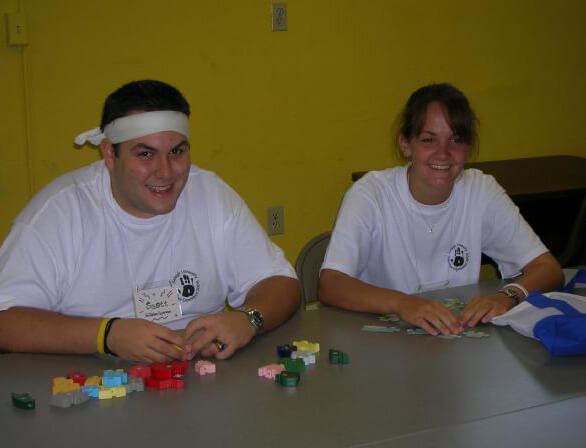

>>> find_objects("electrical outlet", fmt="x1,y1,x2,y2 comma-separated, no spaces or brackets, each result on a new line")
272,3,287,31
6,12,28,46
267,206,284,235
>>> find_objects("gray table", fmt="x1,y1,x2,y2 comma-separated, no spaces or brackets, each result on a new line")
3,279,586,447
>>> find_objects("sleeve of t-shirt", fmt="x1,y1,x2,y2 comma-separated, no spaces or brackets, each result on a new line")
211,179,297,308
0,223,63,312
480,175,548,279
321,180,381,278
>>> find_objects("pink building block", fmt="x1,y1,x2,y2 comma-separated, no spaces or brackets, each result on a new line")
194,360,216,375
258,364,285,380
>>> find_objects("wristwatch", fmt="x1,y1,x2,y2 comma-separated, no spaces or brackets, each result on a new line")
235,306,264,334
498,286,522,306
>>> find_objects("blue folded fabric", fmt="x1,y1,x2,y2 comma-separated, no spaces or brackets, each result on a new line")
560,268,586,293
528,292,586,356
491,269,586,356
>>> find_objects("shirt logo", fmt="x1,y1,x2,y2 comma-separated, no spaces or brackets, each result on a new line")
172,270,200,303
448,244,469,271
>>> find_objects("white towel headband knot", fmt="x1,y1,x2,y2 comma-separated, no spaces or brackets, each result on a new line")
74,110,189,146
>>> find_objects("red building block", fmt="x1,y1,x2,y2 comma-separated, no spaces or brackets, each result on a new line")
145,377,173,390
170,360,188,376
66,372,87,386
128,365,151,378
151,363,172,380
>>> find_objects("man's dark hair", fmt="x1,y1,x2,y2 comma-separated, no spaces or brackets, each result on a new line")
398,83,478,148
100,80,190,130
100,80,190,156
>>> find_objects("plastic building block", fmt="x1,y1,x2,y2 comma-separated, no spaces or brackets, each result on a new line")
71,389,90,405
278,358,305,372
85,375,101,386
98,387,113,399
110,386,126,398
151,363,173,380
277,344,297,358
406,328,428,335
258,364,286,379
145,377,173,389
129,377,144,392
171,360,189,376
11,392,35,410
129,365,151,378
437,334,462,339
328,349,350,364
275,371,300,387
173,378,185,389
51,392,73,407
194,360,216,375
292,340,320,353
102,369,127,387
124,377,145,393
52,377,80,395
67,371,87,385
291,351,316,365
81,385,100,398
51,390,89,407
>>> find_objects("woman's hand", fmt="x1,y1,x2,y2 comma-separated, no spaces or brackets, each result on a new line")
396,296,463,335
459,293,515,328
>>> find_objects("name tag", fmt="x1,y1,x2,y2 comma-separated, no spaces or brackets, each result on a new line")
134,284,182,324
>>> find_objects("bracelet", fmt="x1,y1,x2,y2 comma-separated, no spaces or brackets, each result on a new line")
103,317,121,356
498,287,522,306
96,318,110,354
504,283,529,298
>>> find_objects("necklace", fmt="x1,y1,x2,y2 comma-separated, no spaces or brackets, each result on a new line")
404,168,455,292
407,172,434,233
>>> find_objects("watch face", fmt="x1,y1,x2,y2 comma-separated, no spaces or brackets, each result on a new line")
250,310,264,329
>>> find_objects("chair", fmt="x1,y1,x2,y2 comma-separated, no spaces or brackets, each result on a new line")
295,232,331,305
558,195,586,267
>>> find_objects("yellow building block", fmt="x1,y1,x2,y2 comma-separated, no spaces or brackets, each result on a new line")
85,375,101,386
293,340,320,353
52,378,80,395
98,387,113,400
110,386,126,398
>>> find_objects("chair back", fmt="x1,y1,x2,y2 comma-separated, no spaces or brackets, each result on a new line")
294,232,331,305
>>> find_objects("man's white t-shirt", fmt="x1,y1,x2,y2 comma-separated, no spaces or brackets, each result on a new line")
0,161,296,329
322,166,547,293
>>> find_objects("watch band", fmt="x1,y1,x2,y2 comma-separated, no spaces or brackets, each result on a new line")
234,306,264,334
498,286,522,306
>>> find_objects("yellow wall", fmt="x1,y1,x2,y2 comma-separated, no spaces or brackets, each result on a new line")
1,0,585,263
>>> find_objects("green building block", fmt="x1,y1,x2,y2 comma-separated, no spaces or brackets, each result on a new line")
278,358,305,372
328,349,350,364
275,371,300,387
11,392,35,410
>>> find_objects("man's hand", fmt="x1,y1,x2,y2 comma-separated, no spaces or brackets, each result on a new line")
106,318,186,363
459,293,515,328
396,296,462,336
183,312,255,360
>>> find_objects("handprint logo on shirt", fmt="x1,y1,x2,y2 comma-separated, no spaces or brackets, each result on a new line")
448,244,469,271
172,270,200,303
180,274,195,297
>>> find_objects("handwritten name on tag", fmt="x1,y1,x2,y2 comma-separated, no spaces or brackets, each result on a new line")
134,285,182,324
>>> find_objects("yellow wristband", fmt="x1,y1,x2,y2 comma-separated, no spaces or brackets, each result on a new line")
96,318,111,354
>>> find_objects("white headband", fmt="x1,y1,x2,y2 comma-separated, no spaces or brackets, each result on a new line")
74,110,189,146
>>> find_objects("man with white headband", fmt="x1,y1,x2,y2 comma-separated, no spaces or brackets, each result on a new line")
0,80,301,362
